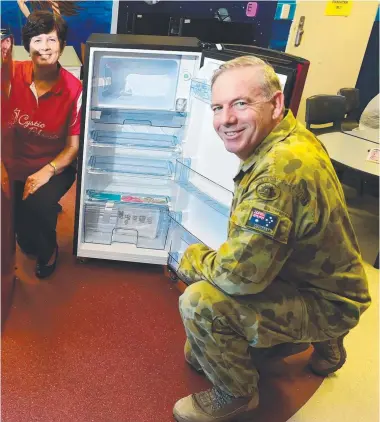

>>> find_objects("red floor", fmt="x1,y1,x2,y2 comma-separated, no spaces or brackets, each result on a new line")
1,185,323,421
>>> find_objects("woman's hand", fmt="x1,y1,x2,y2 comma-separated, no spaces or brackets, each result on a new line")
1,161,10,199
23,165,54,200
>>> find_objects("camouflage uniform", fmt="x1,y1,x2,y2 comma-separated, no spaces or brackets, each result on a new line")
178,110,371,398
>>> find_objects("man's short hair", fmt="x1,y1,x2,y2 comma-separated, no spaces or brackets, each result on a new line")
211,56,282,100
22,11,68,53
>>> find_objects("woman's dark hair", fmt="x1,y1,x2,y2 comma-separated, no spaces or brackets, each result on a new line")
22,11,68,53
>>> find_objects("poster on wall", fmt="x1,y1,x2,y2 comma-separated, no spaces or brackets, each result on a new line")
325,0,353,17
1,1,112,59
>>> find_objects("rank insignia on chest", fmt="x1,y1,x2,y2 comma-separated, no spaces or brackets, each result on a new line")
246,208,280,236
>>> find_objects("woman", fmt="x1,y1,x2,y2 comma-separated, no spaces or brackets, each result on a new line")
2,11,82,278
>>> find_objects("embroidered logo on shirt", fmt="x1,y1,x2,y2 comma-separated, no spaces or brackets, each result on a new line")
256,182,281,201
246,208,280,236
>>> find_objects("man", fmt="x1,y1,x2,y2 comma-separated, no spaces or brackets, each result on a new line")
173,56,371,422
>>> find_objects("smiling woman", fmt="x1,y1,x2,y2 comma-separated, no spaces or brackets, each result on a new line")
1,11,82,279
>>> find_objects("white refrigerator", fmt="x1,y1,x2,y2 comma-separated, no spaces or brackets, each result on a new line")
74,34,309,280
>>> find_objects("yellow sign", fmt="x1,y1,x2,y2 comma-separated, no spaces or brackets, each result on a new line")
325,0,353,16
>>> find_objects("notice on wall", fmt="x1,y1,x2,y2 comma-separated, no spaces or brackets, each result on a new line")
366,148,379,164
325,0,353,16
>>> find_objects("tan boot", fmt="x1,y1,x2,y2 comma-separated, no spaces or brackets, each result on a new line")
310,334,348,376
173,386,259,422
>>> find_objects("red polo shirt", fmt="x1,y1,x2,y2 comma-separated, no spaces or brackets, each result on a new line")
4,61,82,180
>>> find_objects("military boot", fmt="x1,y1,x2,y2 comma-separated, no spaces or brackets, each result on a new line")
310,334,348,376
173,386,259,422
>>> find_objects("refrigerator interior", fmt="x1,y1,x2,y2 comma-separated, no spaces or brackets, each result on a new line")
77,47,237,265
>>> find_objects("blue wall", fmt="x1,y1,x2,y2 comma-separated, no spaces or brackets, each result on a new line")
1,0,112,58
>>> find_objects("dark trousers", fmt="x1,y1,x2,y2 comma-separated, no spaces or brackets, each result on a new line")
14,167,76,263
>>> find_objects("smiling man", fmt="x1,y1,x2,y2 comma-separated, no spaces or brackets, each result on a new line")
173,56,371,422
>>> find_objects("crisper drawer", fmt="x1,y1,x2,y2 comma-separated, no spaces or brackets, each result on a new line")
83,200,171,249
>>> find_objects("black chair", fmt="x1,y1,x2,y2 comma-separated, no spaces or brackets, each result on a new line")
338,88,360,131
305,95,346,136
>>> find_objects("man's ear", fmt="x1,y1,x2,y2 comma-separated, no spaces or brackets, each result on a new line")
271,90,285,120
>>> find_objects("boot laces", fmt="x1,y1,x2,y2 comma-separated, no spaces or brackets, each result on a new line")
197,387,234,411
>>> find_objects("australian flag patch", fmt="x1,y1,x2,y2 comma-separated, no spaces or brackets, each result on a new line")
246,208,279,236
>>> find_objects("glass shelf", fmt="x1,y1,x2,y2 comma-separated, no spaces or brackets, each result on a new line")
83,200,171,250
90,109,187,128
87,156,175,178
90,129,180,150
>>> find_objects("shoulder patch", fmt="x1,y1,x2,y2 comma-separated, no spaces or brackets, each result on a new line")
246,208,280,236
256,182,281,201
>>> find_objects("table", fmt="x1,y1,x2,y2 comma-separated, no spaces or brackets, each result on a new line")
318,131,379,177
342,128,379,145
318,130,379,269
13,45,82,80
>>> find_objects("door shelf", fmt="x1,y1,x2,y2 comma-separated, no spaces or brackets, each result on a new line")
191,79,211,104
167,217,204,277
90,109,187,128
83,200,171,250
86,189,169,207
90,129,180,151
87,156,175,178
174,160,232,218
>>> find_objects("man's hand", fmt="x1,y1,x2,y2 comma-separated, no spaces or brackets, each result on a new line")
1,162,10,199
23,166,54,200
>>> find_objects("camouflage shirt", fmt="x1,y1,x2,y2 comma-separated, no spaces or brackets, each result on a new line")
179,110,371,314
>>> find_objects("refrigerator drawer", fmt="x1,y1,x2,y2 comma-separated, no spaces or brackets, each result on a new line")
83,201,171,250
87,156,175,178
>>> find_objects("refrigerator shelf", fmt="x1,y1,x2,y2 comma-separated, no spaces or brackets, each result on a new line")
83,200,171,249
86,189,169,207
88,156,175,178
90,130,180,150
90,109,187,128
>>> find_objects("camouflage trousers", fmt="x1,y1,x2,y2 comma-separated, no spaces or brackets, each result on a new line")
179,279,353,398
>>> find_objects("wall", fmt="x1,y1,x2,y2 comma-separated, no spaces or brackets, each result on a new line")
286,1,378,123
1,1,113,59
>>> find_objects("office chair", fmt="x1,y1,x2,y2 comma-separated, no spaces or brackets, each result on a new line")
305,95,346,136
305,95,347,181
338,88,360,131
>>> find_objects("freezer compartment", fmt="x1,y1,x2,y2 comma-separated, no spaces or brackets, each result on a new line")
87,156,175,178
167,217,204,277
83,200,171,249
91,51,199,111
90,109,187,128
90,128,180,151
